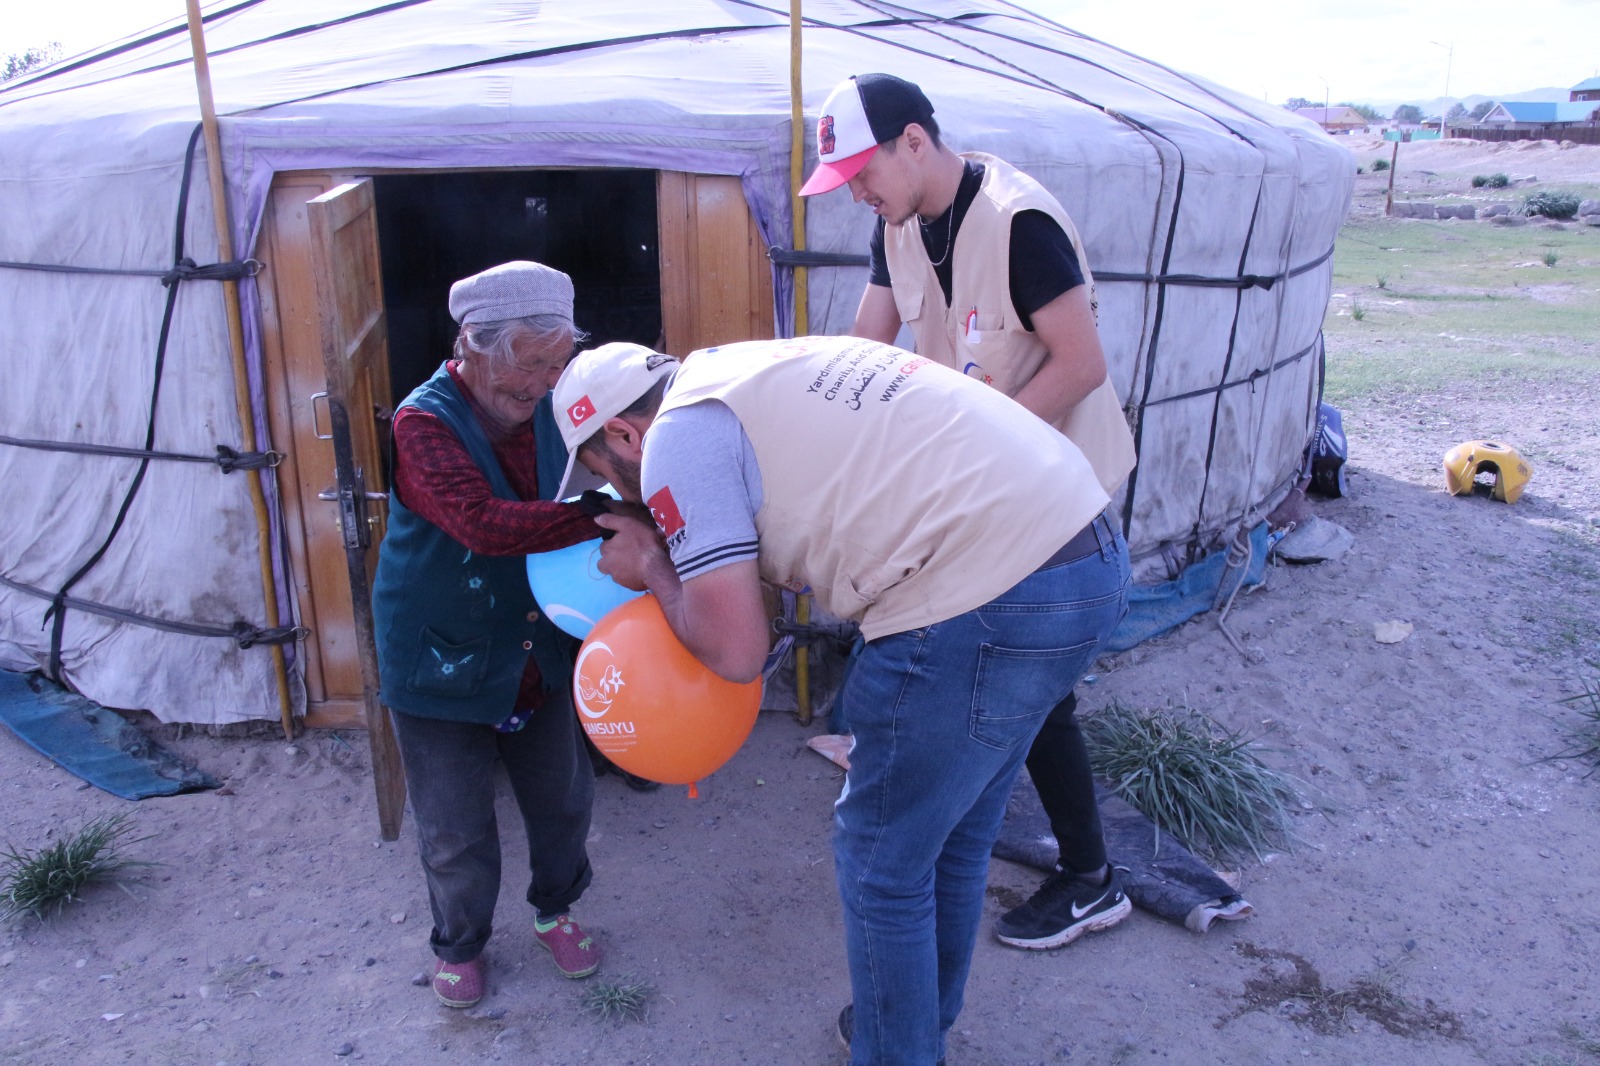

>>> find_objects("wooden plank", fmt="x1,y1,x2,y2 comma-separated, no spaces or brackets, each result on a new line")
259,174,374,707
307,179,406,842
656,172,775,355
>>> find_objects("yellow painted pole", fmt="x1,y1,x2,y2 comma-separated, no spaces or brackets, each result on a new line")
788,0,812,723
185,0,296,740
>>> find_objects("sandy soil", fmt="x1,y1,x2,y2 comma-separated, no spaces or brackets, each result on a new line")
4,146,1600,1066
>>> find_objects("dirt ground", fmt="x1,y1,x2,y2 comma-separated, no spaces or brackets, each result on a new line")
4,142,1600,1066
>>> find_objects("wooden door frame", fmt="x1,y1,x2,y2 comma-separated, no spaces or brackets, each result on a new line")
260,165,777,726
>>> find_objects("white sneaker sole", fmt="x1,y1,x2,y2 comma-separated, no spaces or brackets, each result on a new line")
995,894,1133,950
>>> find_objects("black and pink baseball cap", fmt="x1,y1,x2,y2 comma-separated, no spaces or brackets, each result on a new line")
799,73,936,195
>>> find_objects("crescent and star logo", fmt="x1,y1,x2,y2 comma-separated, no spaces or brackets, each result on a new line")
567,395,597,426
573,640,626,719
647,485,686,538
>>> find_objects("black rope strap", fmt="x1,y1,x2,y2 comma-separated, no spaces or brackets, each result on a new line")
1141,338,1318,409
42,123,201,680
1097,246,1334,291
2,573,305,648
0,256,260,281
768,248,871,268
766,248,1332,290
161,257,262,286
0,434,281,472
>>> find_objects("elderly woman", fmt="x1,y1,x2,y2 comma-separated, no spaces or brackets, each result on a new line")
372,261,606,1008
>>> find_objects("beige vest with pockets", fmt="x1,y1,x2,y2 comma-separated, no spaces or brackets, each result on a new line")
659,337,1108,641
884,152,1136,495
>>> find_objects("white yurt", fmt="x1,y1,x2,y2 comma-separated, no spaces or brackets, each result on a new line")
0,0,1354,731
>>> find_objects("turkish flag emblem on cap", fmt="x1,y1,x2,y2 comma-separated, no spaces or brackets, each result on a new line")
647,485,686,538
567,395,597,426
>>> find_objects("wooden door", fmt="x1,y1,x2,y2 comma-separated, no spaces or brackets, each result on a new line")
658,172,775,354
304,179,405,841
258,173,374,728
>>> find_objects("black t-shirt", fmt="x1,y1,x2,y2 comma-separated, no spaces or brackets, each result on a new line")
867,160,1085,333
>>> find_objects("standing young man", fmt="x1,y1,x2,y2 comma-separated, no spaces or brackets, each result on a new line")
800,73,1139,951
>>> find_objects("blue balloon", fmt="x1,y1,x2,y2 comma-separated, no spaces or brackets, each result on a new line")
526,490,644,639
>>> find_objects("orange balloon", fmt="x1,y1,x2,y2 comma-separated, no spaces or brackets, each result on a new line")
572,595,762,786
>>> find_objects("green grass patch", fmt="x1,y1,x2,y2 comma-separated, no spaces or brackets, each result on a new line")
1546,665,1600,777
581,974,656,1023
1082,701,1310,865
0,814,151,921
1324,216,1600,402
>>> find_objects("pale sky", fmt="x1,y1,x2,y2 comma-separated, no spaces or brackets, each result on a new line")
5,0,1598,105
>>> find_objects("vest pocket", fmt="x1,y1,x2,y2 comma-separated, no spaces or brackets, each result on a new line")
891,281,925,323
408,627,492,698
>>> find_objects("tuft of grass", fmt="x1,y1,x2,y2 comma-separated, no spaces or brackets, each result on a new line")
1471,173,1510,189
1559,1020,1600,1057
580,974,655,1023
1524,191,1580,220
1543,249,1561,268
1083,701,1309,865
1350,300,1366,321
1375,273,1388,290
1370,158,1390,172
1546,665,1600,777
0,813,151,921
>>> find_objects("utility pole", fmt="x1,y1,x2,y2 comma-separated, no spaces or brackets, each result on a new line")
1430,40,1454,133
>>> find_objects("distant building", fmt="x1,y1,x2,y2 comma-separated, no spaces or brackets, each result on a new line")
1466,78,1600,133
1478,99,1600,130
1292,105,1369,133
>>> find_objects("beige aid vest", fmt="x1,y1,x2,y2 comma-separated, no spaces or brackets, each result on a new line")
658,337,1109,641
884,152,1137,496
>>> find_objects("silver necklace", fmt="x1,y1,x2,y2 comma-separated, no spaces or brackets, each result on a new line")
920,210,955,268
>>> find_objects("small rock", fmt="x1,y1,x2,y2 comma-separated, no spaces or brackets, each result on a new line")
334,1043,354,1057
243,955,259,965
189,1022,211,1034
267,970,284,980
1403,938,1416,951
410,972,429,987
285,745,300,756
364,958,377,967
389,912,406,925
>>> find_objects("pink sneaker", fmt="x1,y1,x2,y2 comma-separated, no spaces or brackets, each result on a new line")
533,914,600,978
431,957,485,1007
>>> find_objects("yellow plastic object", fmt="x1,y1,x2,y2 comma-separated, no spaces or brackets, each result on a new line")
1442,440,1531,504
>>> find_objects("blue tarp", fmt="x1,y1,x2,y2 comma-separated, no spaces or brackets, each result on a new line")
1105,522,1270,653
0,671,219,800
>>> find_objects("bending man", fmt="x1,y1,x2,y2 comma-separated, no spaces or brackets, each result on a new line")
553,336,1128,1066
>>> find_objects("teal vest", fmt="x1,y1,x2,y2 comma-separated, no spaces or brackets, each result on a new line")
372,363,575,723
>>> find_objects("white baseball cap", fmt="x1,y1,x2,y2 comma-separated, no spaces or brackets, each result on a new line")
551,342,679,498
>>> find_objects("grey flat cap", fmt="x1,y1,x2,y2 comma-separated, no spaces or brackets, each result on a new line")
448,261,575,325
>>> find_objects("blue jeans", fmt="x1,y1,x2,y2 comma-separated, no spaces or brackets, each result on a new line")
834,525,1129,1065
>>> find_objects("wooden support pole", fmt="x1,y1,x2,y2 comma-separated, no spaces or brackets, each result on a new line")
788,0,812,723
185,0,297,740
1384,140,1399,217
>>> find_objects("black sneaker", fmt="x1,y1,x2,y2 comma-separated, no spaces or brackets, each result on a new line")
836,1005,944,1064
994,867,1132,950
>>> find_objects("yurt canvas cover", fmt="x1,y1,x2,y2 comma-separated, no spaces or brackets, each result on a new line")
0,0,1354,727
